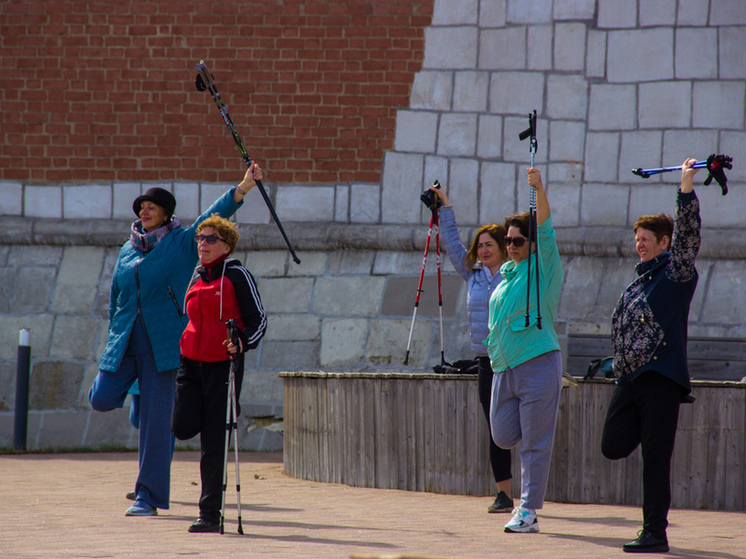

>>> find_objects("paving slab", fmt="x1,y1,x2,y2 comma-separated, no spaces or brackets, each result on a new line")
1,451,744,559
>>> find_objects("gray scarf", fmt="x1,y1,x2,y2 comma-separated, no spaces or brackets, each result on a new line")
130,217,181,253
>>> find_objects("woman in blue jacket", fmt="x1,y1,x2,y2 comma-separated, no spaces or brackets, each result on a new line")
89,163,262,517
430,185,514,514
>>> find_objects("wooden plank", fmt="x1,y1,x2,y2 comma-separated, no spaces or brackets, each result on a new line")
444,379,459,494
726,388,746,510
362,378,377,488
710,386,730,509
671,395,693,509
317,377,330,483
326,378,342,484
414,377,426,492
282,376,295,478
688,386,710,508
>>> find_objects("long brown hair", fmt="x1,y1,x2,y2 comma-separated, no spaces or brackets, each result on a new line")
465,224,508,269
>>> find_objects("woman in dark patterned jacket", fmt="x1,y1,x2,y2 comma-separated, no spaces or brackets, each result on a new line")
601,158,701,554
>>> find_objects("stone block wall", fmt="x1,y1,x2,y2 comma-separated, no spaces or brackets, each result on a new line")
2,0,746,450
390,0,746,232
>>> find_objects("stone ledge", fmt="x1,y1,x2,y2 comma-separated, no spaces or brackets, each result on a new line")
1,216,744,260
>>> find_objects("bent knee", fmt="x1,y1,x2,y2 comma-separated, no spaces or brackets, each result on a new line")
88,389,120,412
492,431,519,450
171,415,200,441
601,440,633,460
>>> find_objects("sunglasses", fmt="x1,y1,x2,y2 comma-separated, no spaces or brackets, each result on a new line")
503,236,526,248
196,234,225,245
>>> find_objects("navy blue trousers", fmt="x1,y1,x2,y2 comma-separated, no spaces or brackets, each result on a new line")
89,316,176,509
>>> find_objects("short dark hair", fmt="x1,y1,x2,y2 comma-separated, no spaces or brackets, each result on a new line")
634,214,674,250
504,211,531,238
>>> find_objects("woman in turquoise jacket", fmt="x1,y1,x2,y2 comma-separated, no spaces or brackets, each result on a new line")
89,163,262,517
486,167,564,534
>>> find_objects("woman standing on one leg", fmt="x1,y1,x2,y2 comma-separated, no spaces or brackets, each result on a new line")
89,163,262,517
430,184,514,513
602,159,701,554
486,167,564,534
171,215,267,533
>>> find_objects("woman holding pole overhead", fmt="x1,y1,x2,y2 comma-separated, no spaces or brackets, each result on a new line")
90,163,262,517
430,184,515,514
486,167,564,534
601,159,701,553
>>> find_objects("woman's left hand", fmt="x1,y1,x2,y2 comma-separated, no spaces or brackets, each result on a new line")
680,158,698,194
527,167,544,190
224,337,243,355
235,163,263,200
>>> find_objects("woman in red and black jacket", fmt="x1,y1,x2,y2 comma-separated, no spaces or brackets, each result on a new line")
171,214,267,534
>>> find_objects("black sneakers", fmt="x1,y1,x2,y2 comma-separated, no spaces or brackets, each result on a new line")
487,491,514,513
623,530,669,553
188,518,220,533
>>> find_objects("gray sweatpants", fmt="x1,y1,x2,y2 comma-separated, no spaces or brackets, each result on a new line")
490,350,562,511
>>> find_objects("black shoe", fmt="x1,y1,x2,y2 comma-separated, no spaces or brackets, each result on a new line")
487,491,514,513
188,518,220,533
126,491,136,501
623,530,669,553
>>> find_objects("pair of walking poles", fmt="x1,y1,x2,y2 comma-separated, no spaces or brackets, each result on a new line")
221,319,244,535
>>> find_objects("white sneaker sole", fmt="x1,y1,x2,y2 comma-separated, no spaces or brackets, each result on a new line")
504,521,539,533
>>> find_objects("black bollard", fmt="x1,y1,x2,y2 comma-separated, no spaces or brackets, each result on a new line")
14,328,30,451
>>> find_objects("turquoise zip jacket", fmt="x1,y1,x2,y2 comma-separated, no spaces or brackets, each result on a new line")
486,215,564,373
98,189,242,374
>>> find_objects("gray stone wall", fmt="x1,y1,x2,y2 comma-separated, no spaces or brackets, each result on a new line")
2,0,746,449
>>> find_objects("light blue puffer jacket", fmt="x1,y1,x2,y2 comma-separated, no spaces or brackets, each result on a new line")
98,189,242,374
439,207,503,357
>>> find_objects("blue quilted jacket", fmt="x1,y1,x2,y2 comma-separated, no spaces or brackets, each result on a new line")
439,207,503,356
98,189,242,374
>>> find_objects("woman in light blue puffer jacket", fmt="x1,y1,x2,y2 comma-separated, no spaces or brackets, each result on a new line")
430,184,514,514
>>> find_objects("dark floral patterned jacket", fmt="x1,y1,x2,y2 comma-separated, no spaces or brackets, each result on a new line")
611,190,700,395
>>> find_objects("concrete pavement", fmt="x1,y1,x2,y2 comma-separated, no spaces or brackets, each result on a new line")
1,451,744,559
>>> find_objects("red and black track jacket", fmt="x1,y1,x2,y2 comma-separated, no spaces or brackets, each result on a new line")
180,257,267,363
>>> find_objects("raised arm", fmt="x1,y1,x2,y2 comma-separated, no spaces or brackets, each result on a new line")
669,158,701,282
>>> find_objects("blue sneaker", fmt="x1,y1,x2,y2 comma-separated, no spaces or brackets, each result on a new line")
125,500,157,517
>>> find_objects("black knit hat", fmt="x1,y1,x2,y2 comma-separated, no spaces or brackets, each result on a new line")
133,187,176,219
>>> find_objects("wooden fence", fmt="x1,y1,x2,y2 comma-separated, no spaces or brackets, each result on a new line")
281,372,746,511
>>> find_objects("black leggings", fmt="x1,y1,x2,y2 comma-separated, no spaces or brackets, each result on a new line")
478,356,512,484
601,370,683,538
172,356,244,523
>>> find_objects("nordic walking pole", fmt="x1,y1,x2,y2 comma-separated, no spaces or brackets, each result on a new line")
434,207,446,367
632,154,732,195
404,211,435,366
220,320,244,535
230,355,244,535
518,110,542,330
194,60,301,264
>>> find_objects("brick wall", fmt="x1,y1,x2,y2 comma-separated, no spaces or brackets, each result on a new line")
0,0,433,184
